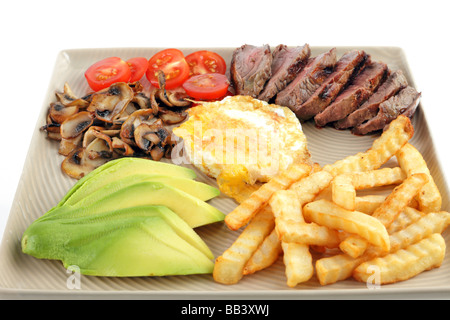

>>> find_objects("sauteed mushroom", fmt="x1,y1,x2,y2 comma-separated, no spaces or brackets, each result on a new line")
56,83,90,108
111,137,135,156
61,148,95,179
87,82,134,123
120,108,155,146
44,80,188,179
60,111,94,139
134,122,170,152
49,102,79,124
59,134,83,156
158,107,188,125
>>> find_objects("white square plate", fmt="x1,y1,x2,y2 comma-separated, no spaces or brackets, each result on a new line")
0,46,448,299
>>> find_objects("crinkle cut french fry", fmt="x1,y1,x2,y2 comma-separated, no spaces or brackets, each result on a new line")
353,233,446,285
396,143,442,213
332,168,406,211
243,229,282,276
386,211,450,253
351,167,406,189
332,174,355,211
355,195,386,215
276,219,342,248
270,190,314,286
316,253,368,286
303,199,390,251
213,206,275,285
339,173,429,257
323,115,414,176
282,242,314,287
316,210,450,285
339,235,370,258
387,206,426,234
289,170,334,205
224,163,311,231
340,206,428,258
372,173,429,227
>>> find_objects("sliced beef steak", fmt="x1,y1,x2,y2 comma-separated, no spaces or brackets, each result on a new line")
275,48,336,111
258,44,311,102
335,70,409,129
352,86,421,135
230,44,273,97
314,61,388,127
293,50,369,121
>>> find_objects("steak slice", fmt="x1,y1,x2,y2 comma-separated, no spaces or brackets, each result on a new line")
230,44,272,97
258,44,311,102
335,70,409,129
352,86,421,135
275,48,337,111
314,61,388,127
293,50,370,121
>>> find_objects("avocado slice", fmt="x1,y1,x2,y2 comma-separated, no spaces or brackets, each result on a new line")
22,206,214,276
63,173,219,206
41,182,225,228
58,158,197,208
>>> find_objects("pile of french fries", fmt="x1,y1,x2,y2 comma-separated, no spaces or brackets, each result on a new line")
213,115,449,287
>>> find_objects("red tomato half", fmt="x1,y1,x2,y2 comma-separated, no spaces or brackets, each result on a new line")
146,49,190,89
85,57,131,91
182,73,230,100
185,50,227,76
126,57,148,82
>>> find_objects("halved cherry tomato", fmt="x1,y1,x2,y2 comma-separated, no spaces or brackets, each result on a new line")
126,57,148,82
146,49,190,89
85,57,131,91
185,50,227,76
182,73,230,100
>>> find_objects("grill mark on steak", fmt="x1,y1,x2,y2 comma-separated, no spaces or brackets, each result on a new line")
335,70,409,129
314,61,388,127
352,86,421,135
293,50,370,121
275,48,337,111
230,44,273,97
258,44,311,102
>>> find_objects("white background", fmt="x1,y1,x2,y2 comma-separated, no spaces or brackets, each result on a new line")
0,0,449,241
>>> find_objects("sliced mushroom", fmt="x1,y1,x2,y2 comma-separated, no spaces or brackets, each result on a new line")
60,111,94,139
100,129,121,137
56,83,90,108
128,81,144,93
112,101,139,125
111,137,135,156
167,91,191,107
120,108,155,146
61,148,96,179
87,82,134,123
85,137,113,164
149,89,161,115
157,88,172,106
158,107,187,125
82,126,113,150
59,134,83,156
49,102,79,124
150,145,165,161
132,92,153,110
134,122,170,153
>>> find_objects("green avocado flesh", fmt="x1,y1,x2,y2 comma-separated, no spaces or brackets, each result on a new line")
22,206,214,276
42,181,224,228
22,158,223,277
57,157,197,208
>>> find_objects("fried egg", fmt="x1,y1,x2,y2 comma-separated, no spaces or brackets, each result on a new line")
172,95,311,199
